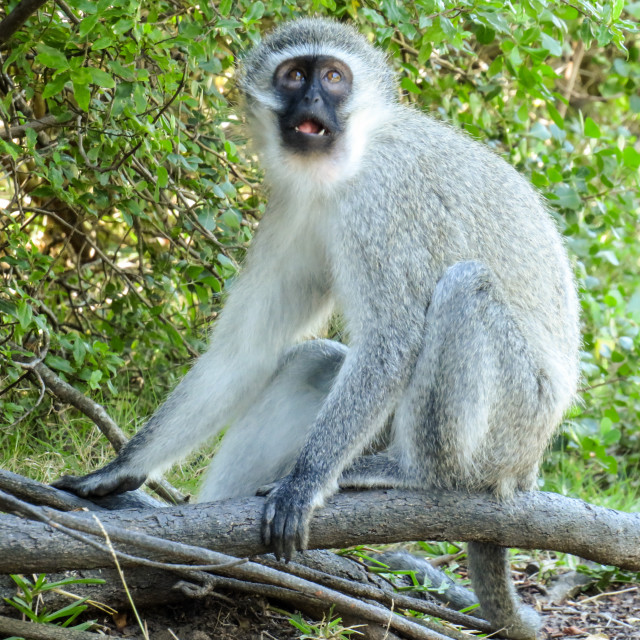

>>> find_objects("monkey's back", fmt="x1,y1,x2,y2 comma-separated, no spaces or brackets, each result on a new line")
337,105,580,405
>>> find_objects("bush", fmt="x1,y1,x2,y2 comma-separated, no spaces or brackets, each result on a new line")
1,0,639,494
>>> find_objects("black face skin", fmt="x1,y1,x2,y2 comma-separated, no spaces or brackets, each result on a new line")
273,55,353,154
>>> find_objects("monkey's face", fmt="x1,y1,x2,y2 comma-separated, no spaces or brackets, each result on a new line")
273,56,353,154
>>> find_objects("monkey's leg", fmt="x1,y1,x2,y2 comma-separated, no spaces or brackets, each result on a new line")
402,260,548,639
344,261,548,639
199,340,347,502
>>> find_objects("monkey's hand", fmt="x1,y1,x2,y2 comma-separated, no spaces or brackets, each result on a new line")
261,476,319,561
52,459,147,498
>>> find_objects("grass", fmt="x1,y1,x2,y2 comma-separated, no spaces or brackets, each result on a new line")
3,385,640,510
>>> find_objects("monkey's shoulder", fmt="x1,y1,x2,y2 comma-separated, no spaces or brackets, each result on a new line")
368,106,524,184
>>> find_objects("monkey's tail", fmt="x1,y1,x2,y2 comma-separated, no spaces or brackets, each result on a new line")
467,541,540,640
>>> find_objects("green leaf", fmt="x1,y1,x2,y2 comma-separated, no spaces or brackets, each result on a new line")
157,165,168,188
87,67,115,88
72,338,86,366
622,146,640,170
73,81,91,111
35,45,69,70
113,18,134,35
91,36,113,50
612,0,624,20
16,301,33,329
244,1,264,21
45,354,76,374
400,76,420,94
540,32,563,56
42,72,70,99
551,184,582,210
78,13,99,38
584,117,601,138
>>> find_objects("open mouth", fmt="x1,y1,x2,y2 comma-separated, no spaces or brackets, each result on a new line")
294,119,331,137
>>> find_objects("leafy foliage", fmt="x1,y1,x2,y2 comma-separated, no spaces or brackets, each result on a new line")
3,573,104,631
0,1,639,498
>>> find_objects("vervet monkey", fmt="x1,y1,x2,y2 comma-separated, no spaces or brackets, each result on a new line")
54,18,580,639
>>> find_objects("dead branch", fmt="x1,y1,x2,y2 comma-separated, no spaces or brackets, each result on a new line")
0,472,490,636
0,490,460,640
0,483,638,572
0,469,162,511
1,472,638,639
0,615,100,640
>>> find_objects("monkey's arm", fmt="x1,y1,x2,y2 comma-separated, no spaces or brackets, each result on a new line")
53,226,332,498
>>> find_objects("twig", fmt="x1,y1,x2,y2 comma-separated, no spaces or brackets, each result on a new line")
0,114,73,140
579,376,626,393
577,586,638,605
6,366,45,428
55,0,80,25
76,114,98,168
559,40,585,118
559,0,592,18
12,327,51,368
257,557,494,637
6,329,49,428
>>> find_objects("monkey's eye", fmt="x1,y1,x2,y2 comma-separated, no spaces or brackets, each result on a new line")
325,70,342,83
288,69,305,83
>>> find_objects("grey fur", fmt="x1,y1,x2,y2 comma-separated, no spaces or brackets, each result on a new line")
53,18,579,640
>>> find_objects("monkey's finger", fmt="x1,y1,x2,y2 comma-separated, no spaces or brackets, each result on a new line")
262,499,276,548
295,517,309,552
271,505,289,561
283,511,301,562
51,475,89,496
256,481,279,496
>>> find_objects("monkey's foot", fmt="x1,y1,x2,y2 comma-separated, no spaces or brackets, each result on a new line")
52,462,146,498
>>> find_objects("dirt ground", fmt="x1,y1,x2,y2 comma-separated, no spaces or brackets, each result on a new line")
86,581,640,640
535,585,640,639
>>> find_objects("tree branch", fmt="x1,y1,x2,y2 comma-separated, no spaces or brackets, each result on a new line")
0,615,99,640
0,488,638,573
0,0,49,47
0,114,73,140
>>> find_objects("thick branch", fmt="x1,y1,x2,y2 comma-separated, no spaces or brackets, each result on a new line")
0,0,49,46
1,489,638,573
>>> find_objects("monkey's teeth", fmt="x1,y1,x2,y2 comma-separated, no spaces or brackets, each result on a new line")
294,125,327,136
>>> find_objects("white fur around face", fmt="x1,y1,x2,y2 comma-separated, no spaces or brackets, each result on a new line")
247,100,394,193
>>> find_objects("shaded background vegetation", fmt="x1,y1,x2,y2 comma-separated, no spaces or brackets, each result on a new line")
0,0,639,505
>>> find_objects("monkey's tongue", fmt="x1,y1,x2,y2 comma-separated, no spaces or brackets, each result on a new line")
297,120,322,134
